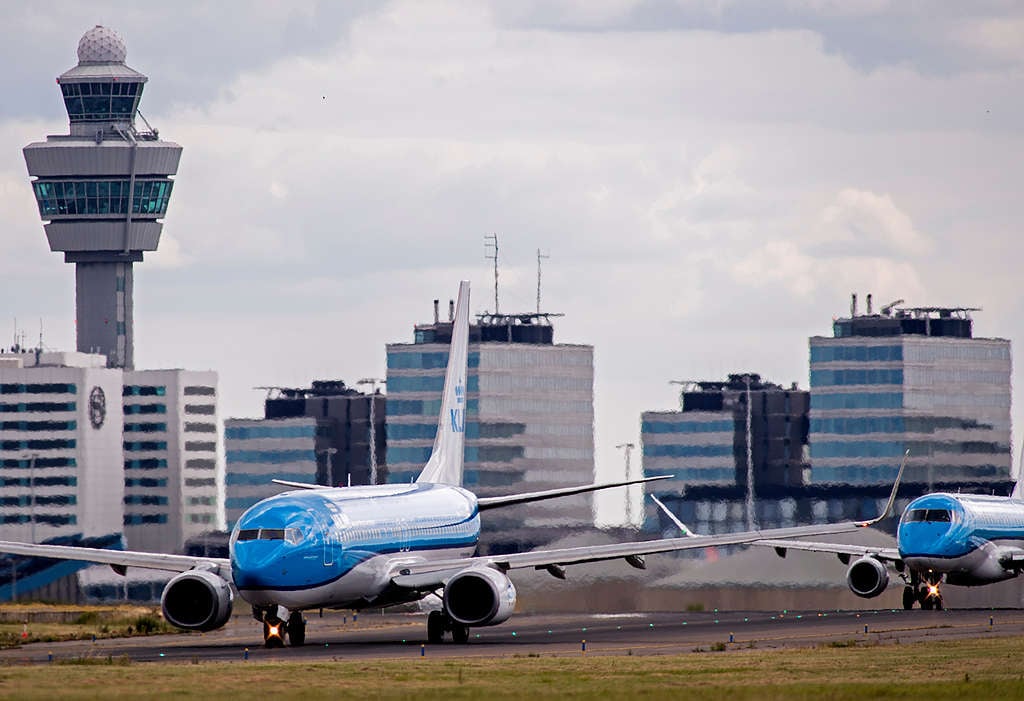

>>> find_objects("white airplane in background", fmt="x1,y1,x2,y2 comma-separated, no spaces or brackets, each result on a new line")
651,452,1024,611
0,281,902,648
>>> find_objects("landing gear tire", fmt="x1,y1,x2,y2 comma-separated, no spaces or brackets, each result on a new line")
288,611,306,646
427,611,445,644
263,617,286,648
902,586,916,610
920,593,934,611
934,597,944,611
451,623,470,644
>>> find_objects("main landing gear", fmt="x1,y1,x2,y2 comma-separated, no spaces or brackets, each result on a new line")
427,610,470,644
256,607,307,648
902,572,943,611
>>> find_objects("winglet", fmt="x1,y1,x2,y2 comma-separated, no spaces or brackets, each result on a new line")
649,494,697,537
856,449,908,527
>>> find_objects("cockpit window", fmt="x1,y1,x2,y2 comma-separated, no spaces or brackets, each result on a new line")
904,508,952,523
236,527,303,543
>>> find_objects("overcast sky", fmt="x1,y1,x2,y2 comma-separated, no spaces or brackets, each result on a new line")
1,1,1021,525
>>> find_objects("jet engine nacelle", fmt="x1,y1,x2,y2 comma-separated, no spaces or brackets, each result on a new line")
161,569,234,632
846,557,889,598
442,567,517,627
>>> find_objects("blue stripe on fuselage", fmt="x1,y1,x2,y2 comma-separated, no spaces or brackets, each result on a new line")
230,483,480,592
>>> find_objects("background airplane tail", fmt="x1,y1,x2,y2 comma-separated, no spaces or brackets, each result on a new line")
416,280,470,486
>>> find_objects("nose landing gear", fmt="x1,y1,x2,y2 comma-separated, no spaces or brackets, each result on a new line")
256,606,307,647
901,572,943,610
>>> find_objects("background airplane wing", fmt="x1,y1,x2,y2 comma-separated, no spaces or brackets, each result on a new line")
390,519,872,589
753,538,901,563
0,540,230,577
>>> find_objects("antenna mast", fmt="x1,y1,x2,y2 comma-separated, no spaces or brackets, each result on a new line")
484,233,499,314
536,248,550,314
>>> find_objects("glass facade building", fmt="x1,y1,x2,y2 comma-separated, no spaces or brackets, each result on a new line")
809,305,1012,487
386,311,594,551
224,417,317,530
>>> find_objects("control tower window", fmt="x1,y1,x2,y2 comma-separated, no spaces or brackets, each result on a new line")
61,82,142,122
33,179,173,217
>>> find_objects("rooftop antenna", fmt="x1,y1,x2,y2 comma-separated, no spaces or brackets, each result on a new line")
484,233,499,314
536,248,550,314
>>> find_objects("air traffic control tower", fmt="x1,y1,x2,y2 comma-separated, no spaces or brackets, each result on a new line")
24,26,182,369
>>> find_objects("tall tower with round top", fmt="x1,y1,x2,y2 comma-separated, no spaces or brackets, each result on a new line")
23,26,182,369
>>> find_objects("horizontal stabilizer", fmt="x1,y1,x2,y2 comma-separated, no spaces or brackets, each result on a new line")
477,475,672,511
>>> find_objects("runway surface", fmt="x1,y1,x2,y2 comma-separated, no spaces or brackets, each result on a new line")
3,608,1023,665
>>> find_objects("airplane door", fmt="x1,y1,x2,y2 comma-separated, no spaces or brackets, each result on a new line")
310,510,334,566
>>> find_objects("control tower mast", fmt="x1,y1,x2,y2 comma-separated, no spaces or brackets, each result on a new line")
23,26,182,369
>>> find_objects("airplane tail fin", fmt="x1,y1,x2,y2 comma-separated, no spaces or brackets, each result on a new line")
416,280,470,486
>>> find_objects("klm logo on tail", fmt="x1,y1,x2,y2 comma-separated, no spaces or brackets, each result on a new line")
450,381,465,433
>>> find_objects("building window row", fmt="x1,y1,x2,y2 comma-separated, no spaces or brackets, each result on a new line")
189,496,215,506
185,404,215,415
0,514,76,525
0,495,77,507
185,422,217,433
226,472,314,486
124,441,167,451
0,402,76,413
184,386,216,396
125,404,166,415
387,398,479,417
810,369,903,387
387,351,481,370
387,375,480,394
642,419,735,435
124,514,168,525
185,441,216,452
0,457,76,469
189,513,215,524
0,420,76,432
125,478,167,488
904,344,1010,363
124,458,168,470
645,467,736,482
1,476,77,487
186,459,216,469
34,180,173,217
225,424,315,440
226,449,314,465
0,439,76,450
124,495,168,505
0,383,76,395
642,444,735,458
810,392,903,410
124,385,166,397
185,478,216,487
810,345,903,363
124,422,167,433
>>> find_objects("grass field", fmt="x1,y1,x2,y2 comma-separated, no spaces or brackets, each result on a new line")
0,604,177,648
1,635,1024,699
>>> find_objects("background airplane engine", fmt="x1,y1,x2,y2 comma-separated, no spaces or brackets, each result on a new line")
442,567,517,626
160,569,234,631
846,557,889,598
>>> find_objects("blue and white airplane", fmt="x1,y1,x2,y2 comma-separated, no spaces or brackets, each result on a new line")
0,281,900,647
651,453,1024,611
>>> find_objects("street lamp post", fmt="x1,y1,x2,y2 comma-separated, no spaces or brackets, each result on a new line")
357,378,385,486
616,442,636,527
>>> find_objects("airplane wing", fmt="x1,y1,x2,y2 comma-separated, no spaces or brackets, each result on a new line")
754,538,901,563
477,475,671,510
390,449,907,590
0,540,230,578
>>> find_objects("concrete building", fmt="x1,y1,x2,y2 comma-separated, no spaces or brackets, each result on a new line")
0,351,125,600
122,369,222,553
386,302,594,552
809,297,1012,487
23,25,181,369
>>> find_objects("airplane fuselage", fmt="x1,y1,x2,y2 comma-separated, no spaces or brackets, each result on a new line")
231,483,480,610
897,493,1024,586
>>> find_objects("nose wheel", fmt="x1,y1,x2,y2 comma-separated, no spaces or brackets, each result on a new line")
258,607,306,647
902,574,943,610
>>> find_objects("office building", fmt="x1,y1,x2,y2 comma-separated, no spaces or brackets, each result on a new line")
386,302,594,550
224,381,385,529
809,296,1012,487
0,351,125,600
23,25,182,369
122,369,222,553
641,374,810,534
